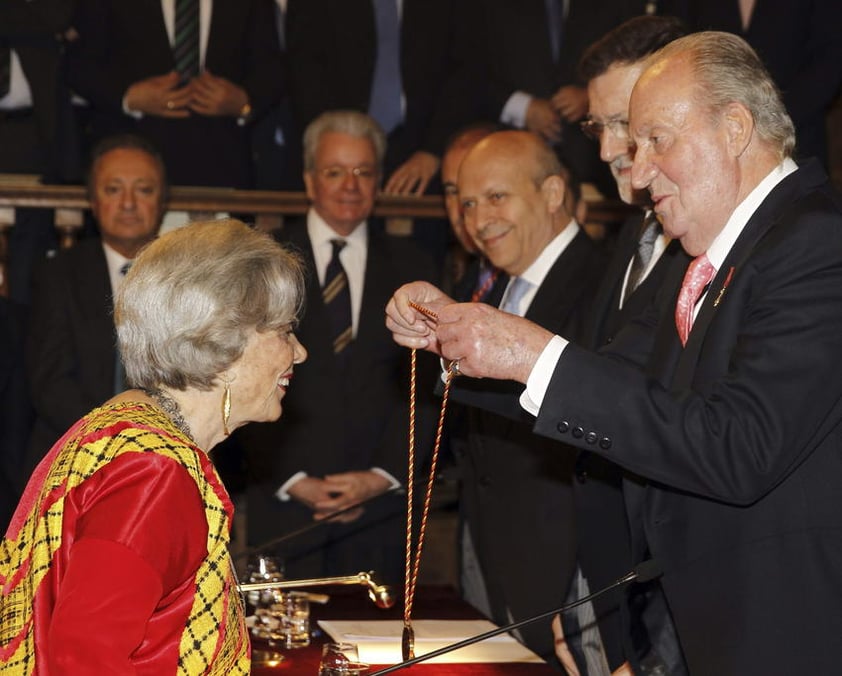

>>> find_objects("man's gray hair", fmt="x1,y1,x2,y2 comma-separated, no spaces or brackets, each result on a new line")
653,31,795,159
302,110,387,172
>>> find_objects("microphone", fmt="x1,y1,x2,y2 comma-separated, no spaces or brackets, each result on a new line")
367,559,662,675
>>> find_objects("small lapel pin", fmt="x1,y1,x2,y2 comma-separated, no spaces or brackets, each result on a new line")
713,266,735,307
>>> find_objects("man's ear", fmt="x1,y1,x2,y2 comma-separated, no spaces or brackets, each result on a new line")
723,101,754,158
541,174,566,214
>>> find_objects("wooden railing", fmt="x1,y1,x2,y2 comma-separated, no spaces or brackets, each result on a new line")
0,177,635,297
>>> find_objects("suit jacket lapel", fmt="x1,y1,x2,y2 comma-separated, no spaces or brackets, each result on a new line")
672,162,824,386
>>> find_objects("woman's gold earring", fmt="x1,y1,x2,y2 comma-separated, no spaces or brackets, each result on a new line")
222,381,231,436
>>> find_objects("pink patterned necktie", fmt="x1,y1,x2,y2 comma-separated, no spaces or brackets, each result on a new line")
675,253,716,346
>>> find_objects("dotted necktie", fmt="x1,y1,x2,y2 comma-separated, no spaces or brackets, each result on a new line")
675,253,716,346
323,239,353,358
174,0,200,83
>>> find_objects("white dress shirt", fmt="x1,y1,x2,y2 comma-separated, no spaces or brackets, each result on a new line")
307,209,368,338
521,159,799,416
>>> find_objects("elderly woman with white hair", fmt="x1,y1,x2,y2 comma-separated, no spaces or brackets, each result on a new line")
0,219,307,674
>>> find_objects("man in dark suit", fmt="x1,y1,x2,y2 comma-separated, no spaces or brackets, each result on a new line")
24,135,166,478
659,0,842,167
1,0,81,304
425,130,604,661
387,32,842,674
66,0,283,188
285,0,481,196
478,0,646,194
553,16,688,676
242,111,437,585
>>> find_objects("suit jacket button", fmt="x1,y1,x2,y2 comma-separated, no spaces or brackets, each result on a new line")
585,431,598,445
599,437,612,450
557,421,570,434
572,426,584,439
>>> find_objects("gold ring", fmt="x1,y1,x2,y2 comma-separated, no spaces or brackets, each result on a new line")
166,100,174,110
451,360,461,376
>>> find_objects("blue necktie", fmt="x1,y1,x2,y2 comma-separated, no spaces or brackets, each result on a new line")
545,0,563,63
500,277,532,315
368,0,403,134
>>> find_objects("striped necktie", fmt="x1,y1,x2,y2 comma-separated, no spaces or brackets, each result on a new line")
623,212,662,305
323,239,353,359
174,0,200,83
0,41,11,99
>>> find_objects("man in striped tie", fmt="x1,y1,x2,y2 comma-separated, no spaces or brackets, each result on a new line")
242,110,439,585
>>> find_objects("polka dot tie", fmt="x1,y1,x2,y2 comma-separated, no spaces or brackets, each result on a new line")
675,253,715,346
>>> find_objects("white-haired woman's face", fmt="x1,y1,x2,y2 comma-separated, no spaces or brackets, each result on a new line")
225,327,307,429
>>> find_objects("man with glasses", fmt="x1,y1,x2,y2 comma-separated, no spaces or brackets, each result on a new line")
552,16,688,676
242,110,437,584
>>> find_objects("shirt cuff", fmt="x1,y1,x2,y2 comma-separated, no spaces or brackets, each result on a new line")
122,93,143,119
500,91,532,129
275,471,308,501
519,335,568,416
370,467,401,489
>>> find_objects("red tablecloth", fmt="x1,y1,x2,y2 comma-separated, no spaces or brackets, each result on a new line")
249,585,556,675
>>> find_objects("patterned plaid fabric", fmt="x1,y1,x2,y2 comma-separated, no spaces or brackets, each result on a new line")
0,402,250,674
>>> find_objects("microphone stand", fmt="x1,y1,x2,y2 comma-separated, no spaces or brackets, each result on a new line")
367,560,662,675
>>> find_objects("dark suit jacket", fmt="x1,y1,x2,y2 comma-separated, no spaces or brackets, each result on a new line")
450,228,604,660
660,0,842,164
285,0,482,172
242,218,438,583
478,0,645,187
24,239,116,479
66,0,283,187
0,299,33,530
574,213,685,670
0,0,80,181
534,161,842,673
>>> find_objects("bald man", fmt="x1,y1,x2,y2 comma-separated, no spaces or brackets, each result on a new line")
445,130,604,661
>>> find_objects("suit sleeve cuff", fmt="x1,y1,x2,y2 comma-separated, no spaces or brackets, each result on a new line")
520,335,568,415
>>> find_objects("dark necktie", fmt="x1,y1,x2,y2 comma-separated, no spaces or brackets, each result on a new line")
471,260,500,303
368,0,403,134
623,213,662,305
0,40,11,99
545,0,564,63
174,0,200,83
323,239,353,358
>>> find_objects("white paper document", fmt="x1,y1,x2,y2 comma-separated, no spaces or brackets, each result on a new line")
317,619,544,664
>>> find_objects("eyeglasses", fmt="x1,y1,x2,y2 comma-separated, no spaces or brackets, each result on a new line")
314,165,378,182
580,118,631,143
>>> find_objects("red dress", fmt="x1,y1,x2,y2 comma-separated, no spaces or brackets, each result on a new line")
0,402,250,674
